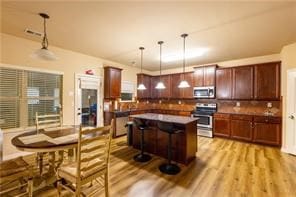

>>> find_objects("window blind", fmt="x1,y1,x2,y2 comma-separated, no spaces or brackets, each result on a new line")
0,67,62,129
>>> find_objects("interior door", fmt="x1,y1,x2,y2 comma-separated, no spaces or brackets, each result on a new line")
286,69,296,155
75,74,102,127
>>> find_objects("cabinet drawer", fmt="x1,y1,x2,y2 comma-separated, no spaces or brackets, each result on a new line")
214,113,231,119
253,116,281,124
231,114,253,121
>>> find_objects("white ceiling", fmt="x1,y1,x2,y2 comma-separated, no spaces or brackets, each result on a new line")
1,1,296,71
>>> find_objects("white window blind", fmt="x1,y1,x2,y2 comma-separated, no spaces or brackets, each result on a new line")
0,67,62,129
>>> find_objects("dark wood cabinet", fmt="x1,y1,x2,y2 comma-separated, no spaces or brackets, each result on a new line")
216,68,232,99
104,66,122,99
230,115,253,141
158,75,171,98
213,113,231,137
253,116,281,145
170,73,182,99
182,72,194,98
254,62,280,100
214,113,281,146
137,74,151,99
232,66,254,100
193,65,216,87
150,76,160,99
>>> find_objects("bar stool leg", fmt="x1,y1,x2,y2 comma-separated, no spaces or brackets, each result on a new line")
133,129,151,162
159,133,181,175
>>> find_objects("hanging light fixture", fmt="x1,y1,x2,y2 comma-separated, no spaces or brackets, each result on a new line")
178,33,190,88
137,47,146,90
155,41,166,89
31,13,57,61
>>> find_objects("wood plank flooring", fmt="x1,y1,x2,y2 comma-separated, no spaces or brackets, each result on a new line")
24,136,296,197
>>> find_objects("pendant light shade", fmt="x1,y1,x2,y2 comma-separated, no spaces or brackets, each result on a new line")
32,13,57,61
156,41,166,89
137,47,147,90
178,33,190,88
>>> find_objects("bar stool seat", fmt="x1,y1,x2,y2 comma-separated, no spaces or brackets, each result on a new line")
133,118,152,162
157,121,183,175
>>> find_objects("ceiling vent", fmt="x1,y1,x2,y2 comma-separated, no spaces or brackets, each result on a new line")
24,28,43,37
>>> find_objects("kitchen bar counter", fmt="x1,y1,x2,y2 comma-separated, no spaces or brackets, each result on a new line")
129,113,198,165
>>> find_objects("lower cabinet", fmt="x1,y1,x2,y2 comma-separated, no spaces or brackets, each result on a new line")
213,113,281,146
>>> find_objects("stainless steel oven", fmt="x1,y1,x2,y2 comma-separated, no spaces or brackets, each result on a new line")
193,86,215,98
191,103,217,138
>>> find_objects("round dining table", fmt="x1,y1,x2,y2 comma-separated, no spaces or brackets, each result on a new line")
11,126,80,190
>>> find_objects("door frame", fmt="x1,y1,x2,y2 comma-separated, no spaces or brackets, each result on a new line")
74,74,103,127
283,68,296,155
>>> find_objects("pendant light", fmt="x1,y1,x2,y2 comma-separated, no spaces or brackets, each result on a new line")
137,47,146,90
31,13,57,61
178,33,190,88
155,41,166,89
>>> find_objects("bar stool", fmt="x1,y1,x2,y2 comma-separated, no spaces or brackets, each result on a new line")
157,121,183,175
133,118,152,162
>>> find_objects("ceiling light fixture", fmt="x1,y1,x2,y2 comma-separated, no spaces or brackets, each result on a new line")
162,48,208,63
137,47,147,90
31,13,57,61
155,41,166,89
178,33,190,88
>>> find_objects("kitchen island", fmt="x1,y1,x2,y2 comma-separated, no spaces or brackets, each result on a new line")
129,113,198,165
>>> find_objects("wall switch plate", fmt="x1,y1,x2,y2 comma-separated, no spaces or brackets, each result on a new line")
236,102,240,107
159,100,162,104
146,100,149,104
267,102,272,108
178,100,182,105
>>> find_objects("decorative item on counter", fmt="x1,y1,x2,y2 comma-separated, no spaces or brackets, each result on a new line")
85,69,94,75
103,101,111,112
114,100,118,110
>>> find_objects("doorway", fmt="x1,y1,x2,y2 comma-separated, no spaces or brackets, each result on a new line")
75,74,102,127
285,68,296,155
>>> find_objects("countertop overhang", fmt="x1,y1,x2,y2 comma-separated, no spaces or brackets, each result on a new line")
129,113,198,124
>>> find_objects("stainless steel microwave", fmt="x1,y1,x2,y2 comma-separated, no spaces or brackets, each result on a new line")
193,86,215,98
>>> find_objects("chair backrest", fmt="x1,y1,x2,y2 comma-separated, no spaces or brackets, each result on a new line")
77,119,114,181
0,129,3,162
157,121,174,133
35,111,63,132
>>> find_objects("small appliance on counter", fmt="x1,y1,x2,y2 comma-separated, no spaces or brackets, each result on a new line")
191,103,217,137
193,86,215,98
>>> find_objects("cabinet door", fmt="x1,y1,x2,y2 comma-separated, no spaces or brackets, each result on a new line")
253,122,281,146
193,67,204,87
137,74,151,99
170,73,182,99
182,72,194,98
214,114,231,137
204,66,216,86
231,119,252,141
232,66,254,99
150,76,160,98
254,62,280,100
110,68,121,98
216,68,232,99
159,75,171,98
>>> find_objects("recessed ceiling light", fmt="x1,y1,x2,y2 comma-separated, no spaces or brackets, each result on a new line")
162,48,209,63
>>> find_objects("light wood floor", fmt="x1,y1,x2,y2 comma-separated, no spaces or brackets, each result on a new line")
25,136,296,197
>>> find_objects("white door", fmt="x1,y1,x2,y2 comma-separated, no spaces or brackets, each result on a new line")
75,74,102,127
286,69,296,155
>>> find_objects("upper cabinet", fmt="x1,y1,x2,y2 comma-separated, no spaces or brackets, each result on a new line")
216,68,232,99
150,76,160,99
254,62,281,100
158,75,171,98
170,73,182,99
193,65,217,87
137,74,151,99
232,66,254,100
183,72,194,98
104,66,122,99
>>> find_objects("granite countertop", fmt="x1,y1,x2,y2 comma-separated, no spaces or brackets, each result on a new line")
130,113,198,124
216,110,282,117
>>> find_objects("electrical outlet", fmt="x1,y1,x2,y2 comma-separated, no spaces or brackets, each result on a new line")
267,102,272,108
159,100,162,104
236,102,240,107
178,100,182,105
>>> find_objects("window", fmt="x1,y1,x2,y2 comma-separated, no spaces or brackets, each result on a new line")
0,67,62,129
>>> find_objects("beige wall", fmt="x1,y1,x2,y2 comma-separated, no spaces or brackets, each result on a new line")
0,33,149,126
280,42,296,150
150,54,280,75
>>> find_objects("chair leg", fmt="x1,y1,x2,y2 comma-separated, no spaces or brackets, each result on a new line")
27,178,33,197
105,171,109,197
57,180,62,197
76,184,81,197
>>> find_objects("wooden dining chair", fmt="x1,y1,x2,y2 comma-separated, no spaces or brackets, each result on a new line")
0,130,33,196
57,119,114,197
35,111,63,133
